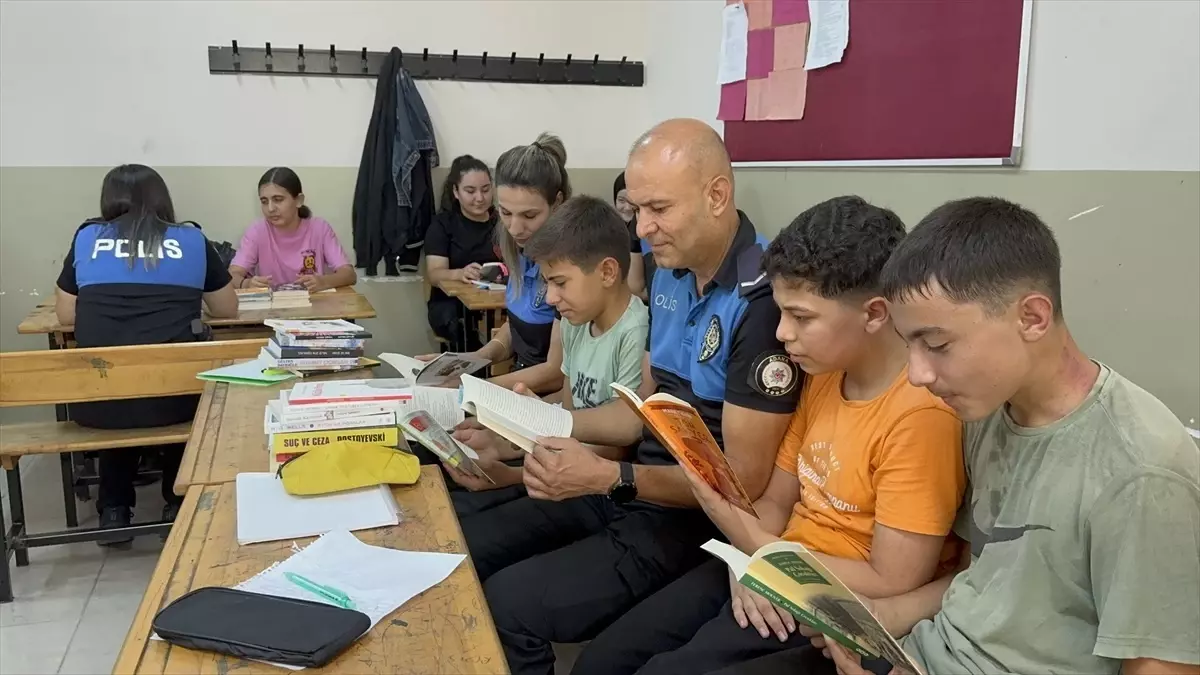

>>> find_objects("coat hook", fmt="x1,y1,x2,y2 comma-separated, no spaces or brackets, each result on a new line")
297,43,306,71
482,51,488,67
422,48,429,61
451,49,458,78
564,53,572,83
618,56,627,83
537,53,544,83
232,40,241,69
329,44,337,72
591,54,599,83
509,52,517,80
265,42,273,71
452,49,458,63
361,47,368,73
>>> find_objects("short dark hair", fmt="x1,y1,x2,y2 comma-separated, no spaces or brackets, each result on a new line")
880,197,1063,316
762,196,906,299
258,167,312,219
523,195,631,280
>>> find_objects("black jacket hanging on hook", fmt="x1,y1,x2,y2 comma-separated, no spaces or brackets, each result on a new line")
351,47,438,276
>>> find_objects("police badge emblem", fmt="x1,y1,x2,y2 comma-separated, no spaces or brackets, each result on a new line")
533,281,548,308
698,315,722,362
751,352,798,397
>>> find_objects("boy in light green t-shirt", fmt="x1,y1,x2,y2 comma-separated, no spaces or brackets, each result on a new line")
444,196,647,492
529,195,648,411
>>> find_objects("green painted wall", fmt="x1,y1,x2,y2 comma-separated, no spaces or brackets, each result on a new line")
2,167,1196,423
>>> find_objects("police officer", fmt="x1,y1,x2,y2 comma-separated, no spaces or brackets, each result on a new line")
456,119,803,675
55,164,238,546
459,133,569,395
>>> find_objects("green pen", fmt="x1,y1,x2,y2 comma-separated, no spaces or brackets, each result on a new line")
283,572,356,610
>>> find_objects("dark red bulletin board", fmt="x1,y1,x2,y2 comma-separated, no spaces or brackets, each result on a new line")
724,0,1030,165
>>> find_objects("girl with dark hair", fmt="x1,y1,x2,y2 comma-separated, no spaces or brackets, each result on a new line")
613,171,649,298
424,155,499,349
54,164,238,543
229,167,357,291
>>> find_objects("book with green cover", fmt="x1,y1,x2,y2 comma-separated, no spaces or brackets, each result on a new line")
703,539,919,675
197,358,298,386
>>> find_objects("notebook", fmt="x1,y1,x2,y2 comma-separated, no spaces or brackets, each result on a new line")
197,358,298,386
235,473,401,545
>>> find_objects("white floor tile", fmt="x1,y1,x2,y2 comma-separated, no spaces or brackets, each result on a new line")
0,618,78,674
56,589,142,675
0,543,103,627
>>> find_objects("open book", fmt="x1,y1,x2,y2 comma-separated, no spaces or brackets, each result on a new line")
380,352,491,387
611,383,758,517
704,540,919,675
460,374,572,452
398,410,492,484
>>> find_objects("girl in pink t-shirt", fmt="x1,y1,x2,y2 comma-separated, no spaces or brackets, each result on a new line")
229,167,356,291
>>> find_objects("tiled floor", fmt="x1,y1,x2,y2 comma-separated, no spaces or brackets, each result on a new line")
1,456,166,675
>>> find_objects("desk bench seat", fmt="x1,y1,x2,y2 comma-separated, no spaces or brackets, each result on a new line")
0,421,192,467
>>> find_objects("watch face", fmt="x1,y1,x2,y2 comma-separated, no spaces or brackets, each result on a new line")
609,481,637,504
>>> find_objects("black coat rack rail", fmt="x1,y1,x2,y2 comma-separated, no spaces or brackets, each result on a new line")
208,42,645,87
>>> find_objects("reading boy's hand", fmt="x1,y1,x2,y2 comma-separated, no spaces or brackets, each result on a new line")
512,383,540,399
729,569,795,642
524,437,615,501
825,639,908,675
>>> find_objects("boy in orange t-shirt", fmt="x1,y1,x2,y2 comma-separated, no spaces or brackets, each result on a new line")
572,196,966,675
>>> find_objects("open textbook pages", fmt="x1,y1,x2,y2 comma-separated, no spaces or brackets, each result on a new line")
704,540,919,674
404,386,465,430
399,410,492,483
611,383,758,517
380,352,491,387
460,374,572,452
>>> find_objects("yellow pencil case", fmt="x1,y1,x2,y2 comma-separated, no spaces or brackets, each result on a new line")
278,440,420,496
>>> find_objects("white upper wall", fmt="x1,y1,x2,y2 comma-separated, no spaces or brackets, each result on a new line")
0,0,652,168
1,0,1197,171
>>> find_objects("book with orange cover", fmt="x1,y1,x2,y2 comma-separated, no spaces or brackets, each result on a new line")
611,383,758,518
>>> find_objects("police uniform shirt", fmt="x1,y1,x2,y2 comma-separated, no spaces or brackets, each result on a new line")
640,212,803,466
56,221,232,429
505,254,558,369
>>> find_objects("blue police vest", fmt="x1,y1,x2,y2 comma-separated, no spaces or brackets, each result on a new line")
74,222,210,290
647,233,771,404
504,255,556,326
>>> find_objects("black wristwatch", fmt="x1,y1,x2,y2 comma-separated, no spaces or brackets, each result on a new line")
608,461,638,504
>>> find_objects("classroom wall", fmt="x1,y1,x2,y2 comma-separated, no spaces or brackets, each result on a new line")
2,1,1198,424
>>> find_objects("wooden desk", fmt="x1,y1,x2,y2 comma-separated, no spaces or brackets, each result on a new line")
436,281,506,352
16,287,377,338
175,368,372,496
114,470,508,675
437,280,506,312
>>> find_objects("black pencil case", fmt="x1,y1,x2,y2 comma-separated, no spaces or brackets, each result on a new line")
152,586,370,667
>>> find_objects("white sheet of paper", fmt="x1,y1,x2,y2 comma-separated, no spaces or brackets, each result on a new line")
805,0,850,70
235,473,400,545
408,386,465,429
147,530,467,671
717,2,750,85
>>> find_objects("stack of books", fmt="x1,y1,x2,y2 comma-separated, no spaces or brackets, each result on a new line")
261,319,370,375
235,284,313,311
236,287,272,310
265,378,413,471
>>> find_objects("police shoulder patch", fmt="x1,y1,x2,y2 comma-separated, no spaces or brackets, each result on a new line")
533,281,548,308
698,314,723,362
749,350,799,397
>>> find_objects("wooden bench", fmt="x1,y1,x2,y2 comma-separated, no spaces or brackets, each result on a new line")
0,338,266,603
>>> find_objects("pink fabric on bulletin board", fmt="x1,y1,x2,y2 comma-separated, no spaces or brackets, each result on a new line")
718,81,748,121
746,29,775,80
